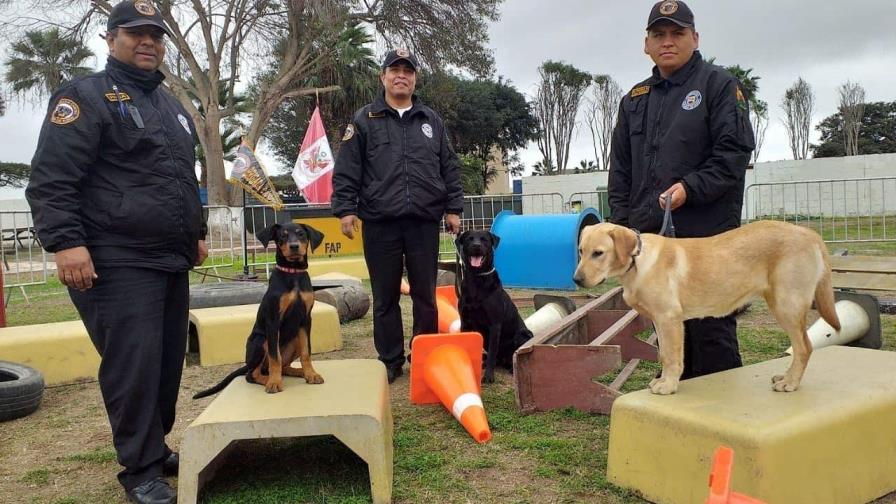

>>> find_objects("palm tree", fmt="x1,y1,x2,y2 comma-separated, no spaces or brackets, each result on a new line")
4,28,94,99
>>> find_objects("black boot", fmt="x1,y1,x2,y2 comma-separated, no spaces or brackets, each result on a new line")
126,477,176,504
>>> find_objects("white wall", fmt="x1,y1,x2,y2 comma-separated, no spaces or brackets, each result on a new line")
522,153,896,219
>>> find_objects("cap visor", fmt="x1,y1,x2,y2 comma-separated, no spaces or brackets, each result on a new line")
117,19,172,36
382,57,417,70
646,17,693,29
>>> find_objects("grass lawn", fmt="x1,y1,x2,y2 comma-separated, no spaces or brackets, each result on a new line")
2,261,896,503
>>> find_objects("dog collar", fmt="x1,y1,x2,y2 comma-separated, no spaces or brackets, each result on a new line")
626,229,642,273
476,268,496,276
275,265,307,274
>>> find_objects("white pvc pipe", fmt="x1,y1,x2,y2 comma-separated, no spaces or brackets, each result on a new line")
786,300,870,354
524,302,570,337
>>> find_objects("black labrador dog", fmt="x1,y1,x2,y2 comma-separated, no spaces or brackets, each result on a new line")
194,222,324,398
456,230,533,383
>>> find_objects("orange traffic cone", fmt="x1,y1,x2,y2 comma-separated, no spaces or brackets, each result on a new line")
399,280,461,333
706,446,766,504
410,332,491,443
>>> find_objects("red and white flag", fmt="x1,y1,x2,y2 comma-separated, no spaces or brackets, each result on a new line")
292,106,333,204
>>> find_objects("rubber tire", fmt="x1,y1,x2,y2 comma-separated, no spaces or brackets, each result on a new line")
189,282,268,309
0,361,45,422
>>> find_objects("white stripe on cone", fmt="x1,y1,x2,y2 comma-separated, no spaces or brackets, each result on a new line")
451,392,483,420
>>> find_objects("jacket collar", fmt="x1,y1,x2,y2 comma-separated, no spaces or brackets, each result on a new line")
370,91,425,118
648,50,703,87
106,56,165,93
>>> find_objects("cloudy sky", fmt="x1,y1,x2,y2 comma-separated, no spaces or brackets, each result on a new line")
1,0,895,199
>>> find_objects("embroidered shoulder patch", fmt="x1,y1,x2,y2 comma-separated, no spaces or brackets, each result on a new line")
342,124,355,141
104,92,132,102
631,86,650,98
368,111,385,118
50,98,80,125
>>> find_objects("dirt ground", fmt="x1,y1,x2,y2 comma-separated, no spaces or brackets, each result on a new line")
2,293,896,504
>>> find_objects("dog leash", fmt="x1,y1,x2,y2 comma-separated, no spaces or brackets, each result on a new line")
658,194,676,238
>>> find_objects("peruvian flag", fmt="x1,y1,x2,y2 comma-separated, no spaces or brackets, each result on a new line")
292,106,333,203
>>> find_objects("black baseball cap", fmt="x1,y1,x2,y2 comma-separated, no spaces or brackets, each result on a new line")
646,0,695,30
107,0,172,36
381,48,419,71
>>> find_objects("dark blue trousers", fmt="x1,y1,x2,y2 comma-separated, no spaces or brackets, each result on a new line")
362,218,439,369
69,267,188,490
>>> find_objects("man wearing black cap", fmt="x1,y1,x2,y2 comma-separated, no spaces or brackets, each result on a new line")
608,1,755,381
26,1,205,502
332,49,463,383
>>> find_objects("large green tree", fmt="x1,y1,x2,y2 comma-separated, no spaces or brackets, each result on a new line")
2,0,502,205
812,101,896,158
417,74,537,192
260,21,380,168
4,28,94,100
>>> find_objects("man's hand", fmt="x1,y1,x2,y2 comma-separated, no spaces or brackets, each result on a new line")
445,213,461,235
340,215,359,239
659,182,687,210
195,240,208,266
55,246,97,291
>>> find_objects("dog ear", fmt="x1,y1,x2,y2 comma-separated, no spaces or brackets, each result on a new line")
455,230,469,247
300,224,325,252
255,223,281,248
489,232,501,249
610,227,637,268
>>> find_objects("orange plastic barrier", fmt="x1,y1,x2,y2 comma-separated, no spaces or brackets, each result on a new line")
409,332,491,443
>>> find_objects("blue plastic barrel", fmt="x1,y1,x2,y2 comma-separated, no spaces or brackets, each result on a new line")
491,209,602,290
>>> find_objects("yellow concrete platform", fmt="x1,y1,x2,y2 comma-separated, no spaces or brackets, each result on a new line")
0,321,99,385
189,302,342,367
607,346,896,504
179,359,392,504
308,256,369,280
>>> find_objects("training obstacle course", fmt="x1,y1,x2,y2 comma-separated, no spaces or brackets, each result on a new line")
607,346,896,504
179,359,393,504
514,286,658,414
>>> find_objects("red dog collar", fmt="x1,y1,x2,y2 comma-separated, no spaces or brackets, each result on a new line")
275,265,306,274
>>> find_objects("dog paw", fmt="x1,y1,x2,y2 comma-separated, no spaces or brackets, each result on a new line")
771,375,799,392
265,380,283,393
305,372,324,384
649,379,678,395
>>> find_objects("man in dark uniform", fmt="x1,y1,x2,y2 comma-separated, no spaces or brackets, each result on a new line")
608,0,755,379
332,49,463,383
26,2,206,502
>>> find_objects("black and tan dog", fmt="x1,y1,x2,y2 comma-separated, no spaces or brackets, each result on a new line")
456,230,533,383
193,222,325,398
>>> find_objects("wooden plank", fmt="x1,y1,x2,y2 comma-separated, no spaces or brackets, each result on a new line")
832,272,896,292
609,333,659,392
830,255,896,274
517,287,624,348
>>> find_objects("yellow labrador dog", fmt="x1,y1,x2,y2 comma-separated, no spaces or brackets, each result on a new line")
573,220,840,395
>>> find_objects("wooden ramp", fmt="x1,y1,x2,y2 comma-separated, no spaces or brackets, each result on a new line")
607,346,896,504
180,359,393,504
830,254,896,292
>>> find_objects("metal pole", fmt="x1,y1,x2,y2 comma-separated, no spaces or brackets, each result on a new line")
242,188,249,276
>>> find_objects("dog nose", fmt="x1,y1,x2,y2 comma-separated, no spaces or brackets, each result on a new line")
289,243,299,251
573,276,583,287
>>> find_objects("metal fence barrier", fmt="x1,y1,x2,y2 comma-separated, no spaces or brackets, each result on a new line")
745,177,896,243
194,205,237,279
0,211,48,303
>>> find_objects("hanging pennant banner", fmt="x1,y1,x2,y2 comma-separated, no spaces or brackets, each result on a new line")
228,139,284,210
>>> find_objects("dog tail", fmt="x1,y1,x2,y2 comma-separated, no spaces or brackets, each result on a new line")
815,251,841,332
192,365,248,399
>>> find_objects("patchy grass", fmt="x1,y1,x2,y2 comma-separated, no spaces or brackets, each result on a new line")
3,260,896,503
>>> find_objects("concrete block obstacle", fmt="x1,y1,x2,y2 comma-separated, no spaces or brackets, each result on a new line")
189,302,342,367
179,359,393,504
607,346,896,504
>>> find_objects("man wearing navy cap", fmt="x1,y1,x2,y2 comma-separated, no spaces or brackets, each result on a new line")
333,49,463,383
608,1,755,382
26,1,205,502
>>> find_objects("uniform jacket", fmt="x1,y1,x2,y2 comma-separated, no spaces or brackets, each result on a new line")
331,93,463,222
608,51,755,237
26,57,205,270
